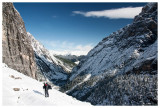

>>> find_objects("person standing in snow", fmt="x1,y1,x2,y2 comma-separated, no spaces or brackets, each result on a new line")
43,82,52,97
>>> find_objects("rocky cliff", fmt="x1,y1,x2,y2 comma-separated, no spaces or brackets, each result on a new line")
2,3,37,79
62,3,158,105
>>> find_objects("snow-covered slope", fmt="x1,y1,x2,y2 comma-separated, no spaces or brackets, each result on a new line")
62,3,157,105
2,63,91,106
27,33,72,85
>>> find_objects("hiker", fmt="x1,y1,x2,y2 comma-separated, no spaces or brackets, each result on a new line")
43,82,52,97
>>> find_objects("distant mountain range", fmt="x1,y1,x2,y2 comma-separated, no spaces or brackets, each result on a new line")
50,52,86,65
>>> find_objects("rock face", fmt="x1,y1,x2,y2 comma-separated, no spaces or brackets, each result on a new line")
62,3,157,105
2,3,37,79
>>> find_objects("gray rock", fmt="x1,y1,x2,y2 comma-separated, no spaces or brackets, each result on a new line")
2,3,37,79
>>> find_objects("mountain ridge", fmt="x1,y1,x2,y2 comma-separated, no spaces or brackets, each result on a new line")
61,3,158,105
27,32,70,85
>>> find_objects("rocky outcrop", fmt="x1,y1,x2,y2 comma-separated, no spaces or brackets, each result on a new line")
2,3,37,79
62,3,157,105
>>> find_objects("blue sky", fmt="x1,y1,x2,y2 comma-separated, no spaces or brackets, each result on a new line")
14,3,147,55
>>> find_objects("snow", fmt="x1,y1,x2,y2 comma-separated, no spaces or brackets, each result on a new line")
75,61,80,65
2,63,91,106
66,74,91,93
131,49,140,59
83,74,91,82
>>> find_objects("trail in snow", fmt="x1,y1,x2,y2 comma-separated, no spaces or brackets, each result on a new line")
2,63,91,106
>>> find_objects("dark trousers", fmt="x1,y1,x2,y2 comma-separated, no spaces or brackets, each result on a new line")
45,90,49,97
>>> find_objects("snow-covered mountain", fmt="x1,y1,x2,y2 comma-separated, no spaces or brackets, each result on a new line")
62,3,157,105
2,63,91,106
27,33,73,85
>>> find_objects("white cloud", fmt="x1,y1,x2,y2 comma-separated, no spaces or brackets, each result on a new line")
75,44,93,51
73,6,143,19
41,40,94,56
